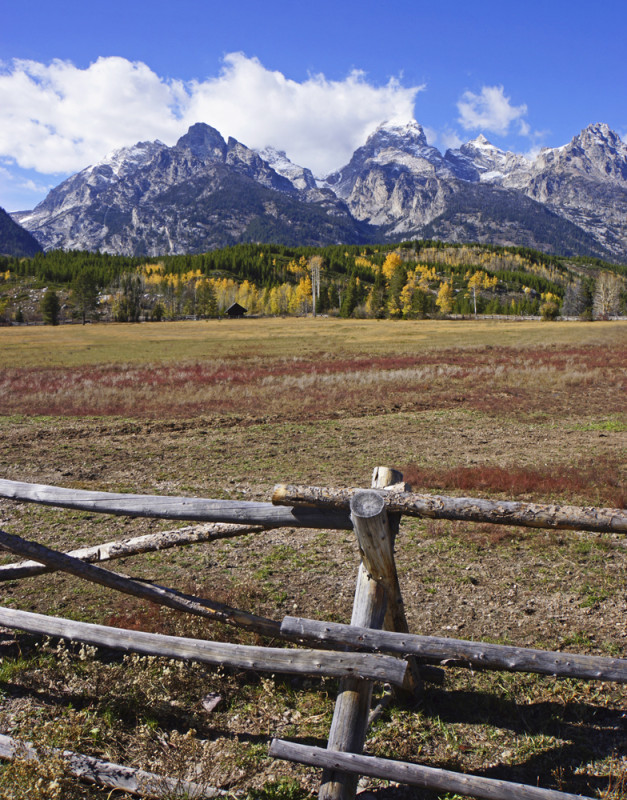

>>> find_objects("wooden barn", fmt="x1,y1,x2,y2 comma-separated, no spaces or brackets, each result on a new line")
225,302,247,318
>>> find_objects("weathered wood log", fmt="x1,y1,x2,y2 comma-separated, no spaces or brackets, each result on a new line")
369,472,429,692
280,617,627,683
0,607,407,685
272,484,627,534
0,522,264,581
371,469,405,634
319,482,398,800
0,732,221,798
0,479,352,529
0,527,280,636
270,739,594,800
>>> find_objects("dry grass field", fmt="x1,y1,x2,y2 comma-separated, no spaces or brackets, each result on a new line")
0,318,625,799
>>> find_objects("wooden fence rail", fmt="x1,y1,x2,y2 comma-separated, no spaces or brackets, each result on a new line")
269,740,594,800
0,733,223,799
0,607,407,686
272,484,627,534
0,521,265,581
0,478,352,529
0,467,622,800
0,527,282,636
281,616,627,683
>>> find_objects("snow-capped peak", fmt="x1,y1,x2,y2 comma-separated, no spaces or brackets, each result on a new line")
87,140,166,180
257,146,317,191
468,133,493,148
367,119,429,151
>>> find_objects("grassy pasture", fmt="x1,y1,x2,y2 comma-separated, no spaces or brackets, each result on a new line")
0,318,625,798
0,317,625,367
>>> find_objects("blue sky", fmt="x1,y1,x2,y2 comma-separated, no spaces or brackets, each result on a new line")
1,0,626,211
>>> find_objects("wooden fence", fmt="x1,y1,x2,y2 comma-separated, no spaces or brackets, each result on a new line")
0,469,625,800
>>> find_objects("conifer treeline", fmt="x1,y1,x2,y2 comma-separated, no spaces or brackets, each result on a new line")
1,240,625,322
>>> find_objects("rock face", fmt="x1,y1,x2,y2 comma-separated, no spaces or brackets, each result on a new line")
13,121,627,260
14,124,372,255
518,124,627,258
443,123,627,259
0,206,43,257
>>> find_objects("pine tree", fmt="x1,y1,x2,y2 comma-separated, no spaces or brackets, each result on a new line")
41,289,60,325
340,273,358,318
71,269,99,324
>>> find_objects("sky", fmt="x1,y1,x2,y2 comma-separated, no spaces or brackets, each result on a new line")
1,0,626,211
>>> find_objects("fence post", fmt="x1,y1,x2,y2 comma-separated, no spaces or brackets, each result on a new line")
319,467,406,800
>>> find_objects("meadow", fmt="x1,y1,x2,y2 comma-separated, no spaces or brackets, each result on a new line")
0,317,625,799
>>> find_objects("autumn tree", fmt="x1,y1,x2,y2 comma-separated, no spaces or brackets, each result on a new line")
466,270,498,315
387,262,407,318
435,281,454,315
382,251,403,281
540,291,561,320
308,255,323,317
593,272,623,319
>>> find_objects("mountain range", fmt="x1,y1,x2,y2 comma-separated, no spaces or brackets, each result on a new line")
9,120,627,262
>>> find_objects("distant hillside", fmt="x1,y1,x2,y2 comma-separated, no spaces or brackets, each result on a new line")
0,206,42,257
1,240,625,324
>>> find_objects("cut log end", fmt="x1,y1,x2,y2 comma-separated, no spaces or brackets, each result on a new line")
272,484,290,505
350,491,385,520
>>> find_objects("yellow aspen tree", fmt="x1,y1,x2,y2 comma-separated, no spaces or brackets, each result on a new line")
382,252,403,281
400,274,416,317
467,271,484,315
294,275,312,314
436,281,454,315
268,286,281,315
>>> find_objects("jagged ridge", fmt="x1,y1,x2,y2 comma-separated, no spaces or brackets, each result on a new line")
10,121,627,261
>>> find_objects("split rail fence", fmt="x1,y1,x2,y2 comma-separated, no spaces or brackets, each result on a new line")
0,469,626,800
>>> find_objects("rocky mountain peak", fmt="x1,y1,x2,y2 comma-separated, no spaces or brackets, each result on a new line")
366,119,430,152
257,147,318,192
468,133,492,147
535,123,627,184
324,118,451,199
8,119,627,263
444,135,530,185
97,139,167,176
175,122,227,162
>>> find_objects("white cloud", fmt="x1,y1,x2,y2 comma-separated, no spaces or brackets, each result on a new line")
439,129,464,151
457,85,527,136
0,53,422,178
422,126,438,145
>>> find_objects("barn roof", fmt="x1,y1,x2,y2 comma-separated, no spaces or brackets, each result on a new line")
225,302,248,316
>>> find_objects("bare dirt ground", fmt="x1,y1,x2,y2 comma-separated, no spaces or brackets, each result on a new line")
0,324,625,799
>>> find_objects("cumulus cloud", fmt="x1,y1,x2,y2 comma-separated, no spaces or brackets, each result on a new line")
457,85,527,136
439,129,464,151
0,53,421,177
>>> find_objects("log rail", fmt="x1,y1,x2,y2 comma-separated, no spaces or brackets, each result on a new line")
272,484,627,534
1,469,623,800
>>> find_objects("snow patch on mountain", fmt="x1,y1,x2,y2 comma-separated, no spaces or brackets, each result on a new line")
257,147,318,192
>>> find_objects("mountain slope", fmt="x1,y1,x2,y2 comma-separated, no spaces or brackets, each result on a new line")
11,121,627,262
324,121,612,258
443,123,627,259
0,206,43,257
14,124,371,255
